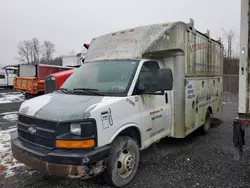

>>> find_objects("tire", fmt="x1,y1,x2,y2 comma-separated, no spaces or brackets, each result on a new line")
104,136,140,187
201,110,212,135
24,93,31,100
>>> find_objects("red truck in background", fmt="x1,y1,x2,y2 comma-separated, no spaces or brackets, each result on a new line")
15,43,90,98
44,43,90,94
45,69,74,94
13,64,73,99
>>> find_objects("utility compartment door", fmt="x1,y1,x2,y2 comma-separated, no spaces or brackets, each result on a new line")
185,78,197,134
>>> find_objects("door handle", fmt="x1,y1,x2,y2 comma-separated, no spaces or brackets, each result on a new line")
165,93,168,103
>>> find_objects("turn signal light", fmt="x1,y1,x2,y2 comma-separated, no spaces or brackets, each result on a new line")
56,139,95,149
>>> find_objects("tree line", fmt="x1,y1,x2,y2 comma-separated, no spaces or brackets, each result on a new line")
17,38,62,66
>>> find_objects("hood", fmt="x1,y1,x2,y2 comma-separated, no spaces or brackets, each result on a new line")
19,93,116,121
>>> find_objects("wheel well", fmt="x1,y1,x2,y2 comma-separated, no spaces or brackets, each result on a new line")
207,106,213,114
118,127,141,148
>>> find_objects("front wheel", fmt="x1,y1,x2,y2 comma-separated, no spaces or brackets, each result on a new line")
104,136,139,187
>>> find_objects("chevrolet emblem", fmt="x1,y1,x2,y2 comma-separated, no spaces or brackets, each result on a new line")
28,127,36,135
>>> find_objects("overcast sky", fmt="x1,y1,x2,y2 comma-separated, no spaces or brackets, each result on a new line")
0,0,240,65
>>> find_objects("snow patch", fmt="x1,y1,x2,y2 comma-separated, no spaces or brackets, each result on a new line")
0,128,25,178
0,92,23,104
0,111,18,116
2,114,18,121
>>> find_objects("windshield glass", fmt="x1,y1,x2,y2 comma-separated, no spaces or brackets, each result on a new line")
61,60,139,96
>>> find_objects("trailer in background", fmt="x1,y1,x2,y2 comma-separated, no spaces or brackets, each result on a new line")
62,53,85,67
233,0,250,160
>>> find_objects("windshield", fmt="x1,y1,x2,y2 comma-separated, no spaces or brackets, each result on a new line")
61,60,139,96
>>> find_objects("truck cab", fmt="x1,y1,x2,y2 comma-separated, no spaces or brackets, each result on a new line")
0,70,7,87
11,20,223,187
0,67,18,87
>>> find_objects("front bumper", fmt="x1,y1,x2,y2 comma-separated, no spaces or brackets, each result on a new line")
11,131,110,178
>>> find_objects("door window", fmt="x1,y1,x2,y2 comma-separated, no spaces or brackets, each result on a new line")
138,61,160,93
0,75,5,79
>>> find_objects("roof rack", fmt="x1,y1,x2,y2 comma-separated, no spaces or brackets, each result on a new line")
188,18,196,34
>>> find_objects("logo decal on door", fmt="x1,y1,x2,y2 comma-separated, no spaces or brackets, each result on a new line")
151,114,162,120
150,108,163,115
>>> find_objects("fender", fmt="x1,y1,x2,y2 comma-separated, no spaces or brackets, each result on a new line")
109,123,142,145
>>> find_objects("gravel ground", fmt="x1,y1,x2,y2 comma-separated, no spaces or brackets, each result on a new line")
1,92,250,188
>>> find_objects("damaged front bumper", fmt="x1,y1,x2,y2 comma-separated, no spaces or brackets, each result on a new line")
11,131,110,179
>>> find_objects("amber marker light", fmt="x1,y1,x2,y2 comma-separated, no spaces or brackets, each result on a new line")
56,139,95,149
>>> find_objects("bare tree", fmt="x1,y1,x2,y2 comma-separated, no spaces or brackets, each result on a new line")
17,40,31,64
42,41,55,62
31,38,41,64
221,28,237,59
17,38,41,64
17,38,55,64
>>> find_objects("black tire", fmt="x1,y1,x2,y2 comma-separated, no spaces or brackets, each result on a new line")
201,110,212,135
24,93,31,100
104,136,140,187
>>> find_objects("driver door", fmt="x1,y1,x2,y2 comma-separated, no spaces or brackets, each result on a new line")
134,60,172,148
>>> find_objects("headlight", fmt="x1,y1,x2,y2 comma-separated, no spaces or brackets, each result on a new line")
70,123,81,135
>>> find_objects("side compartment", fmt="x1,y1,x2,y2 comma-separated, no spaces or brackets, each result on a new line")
184,76,223,135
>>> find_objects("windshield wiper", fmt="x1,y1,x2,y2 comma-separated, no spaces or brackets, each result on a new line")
73,88,104,96
58,88,70,94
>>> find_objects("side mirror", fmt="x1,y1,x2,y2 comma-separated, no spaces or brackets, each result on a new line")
157,68,173,91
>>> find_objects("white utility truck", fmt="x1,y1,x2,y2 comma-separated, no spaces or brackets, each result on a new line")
233,0,250,160
0,66,18,87
11,19,223,187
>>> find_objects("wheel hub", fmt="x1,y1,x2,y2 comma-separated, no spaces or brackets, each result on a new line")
117,149,136,178
124,155,135,171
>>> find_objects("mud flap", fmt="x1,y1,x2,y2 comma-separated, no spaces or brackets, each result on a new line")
233,119,245,160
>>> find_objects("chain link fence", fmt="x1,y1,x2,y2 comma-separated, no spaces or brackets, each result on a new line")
223,74,239,94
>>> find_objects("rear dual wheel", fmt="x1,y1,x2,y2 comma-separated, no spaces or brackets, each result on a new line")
201,110,212,134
